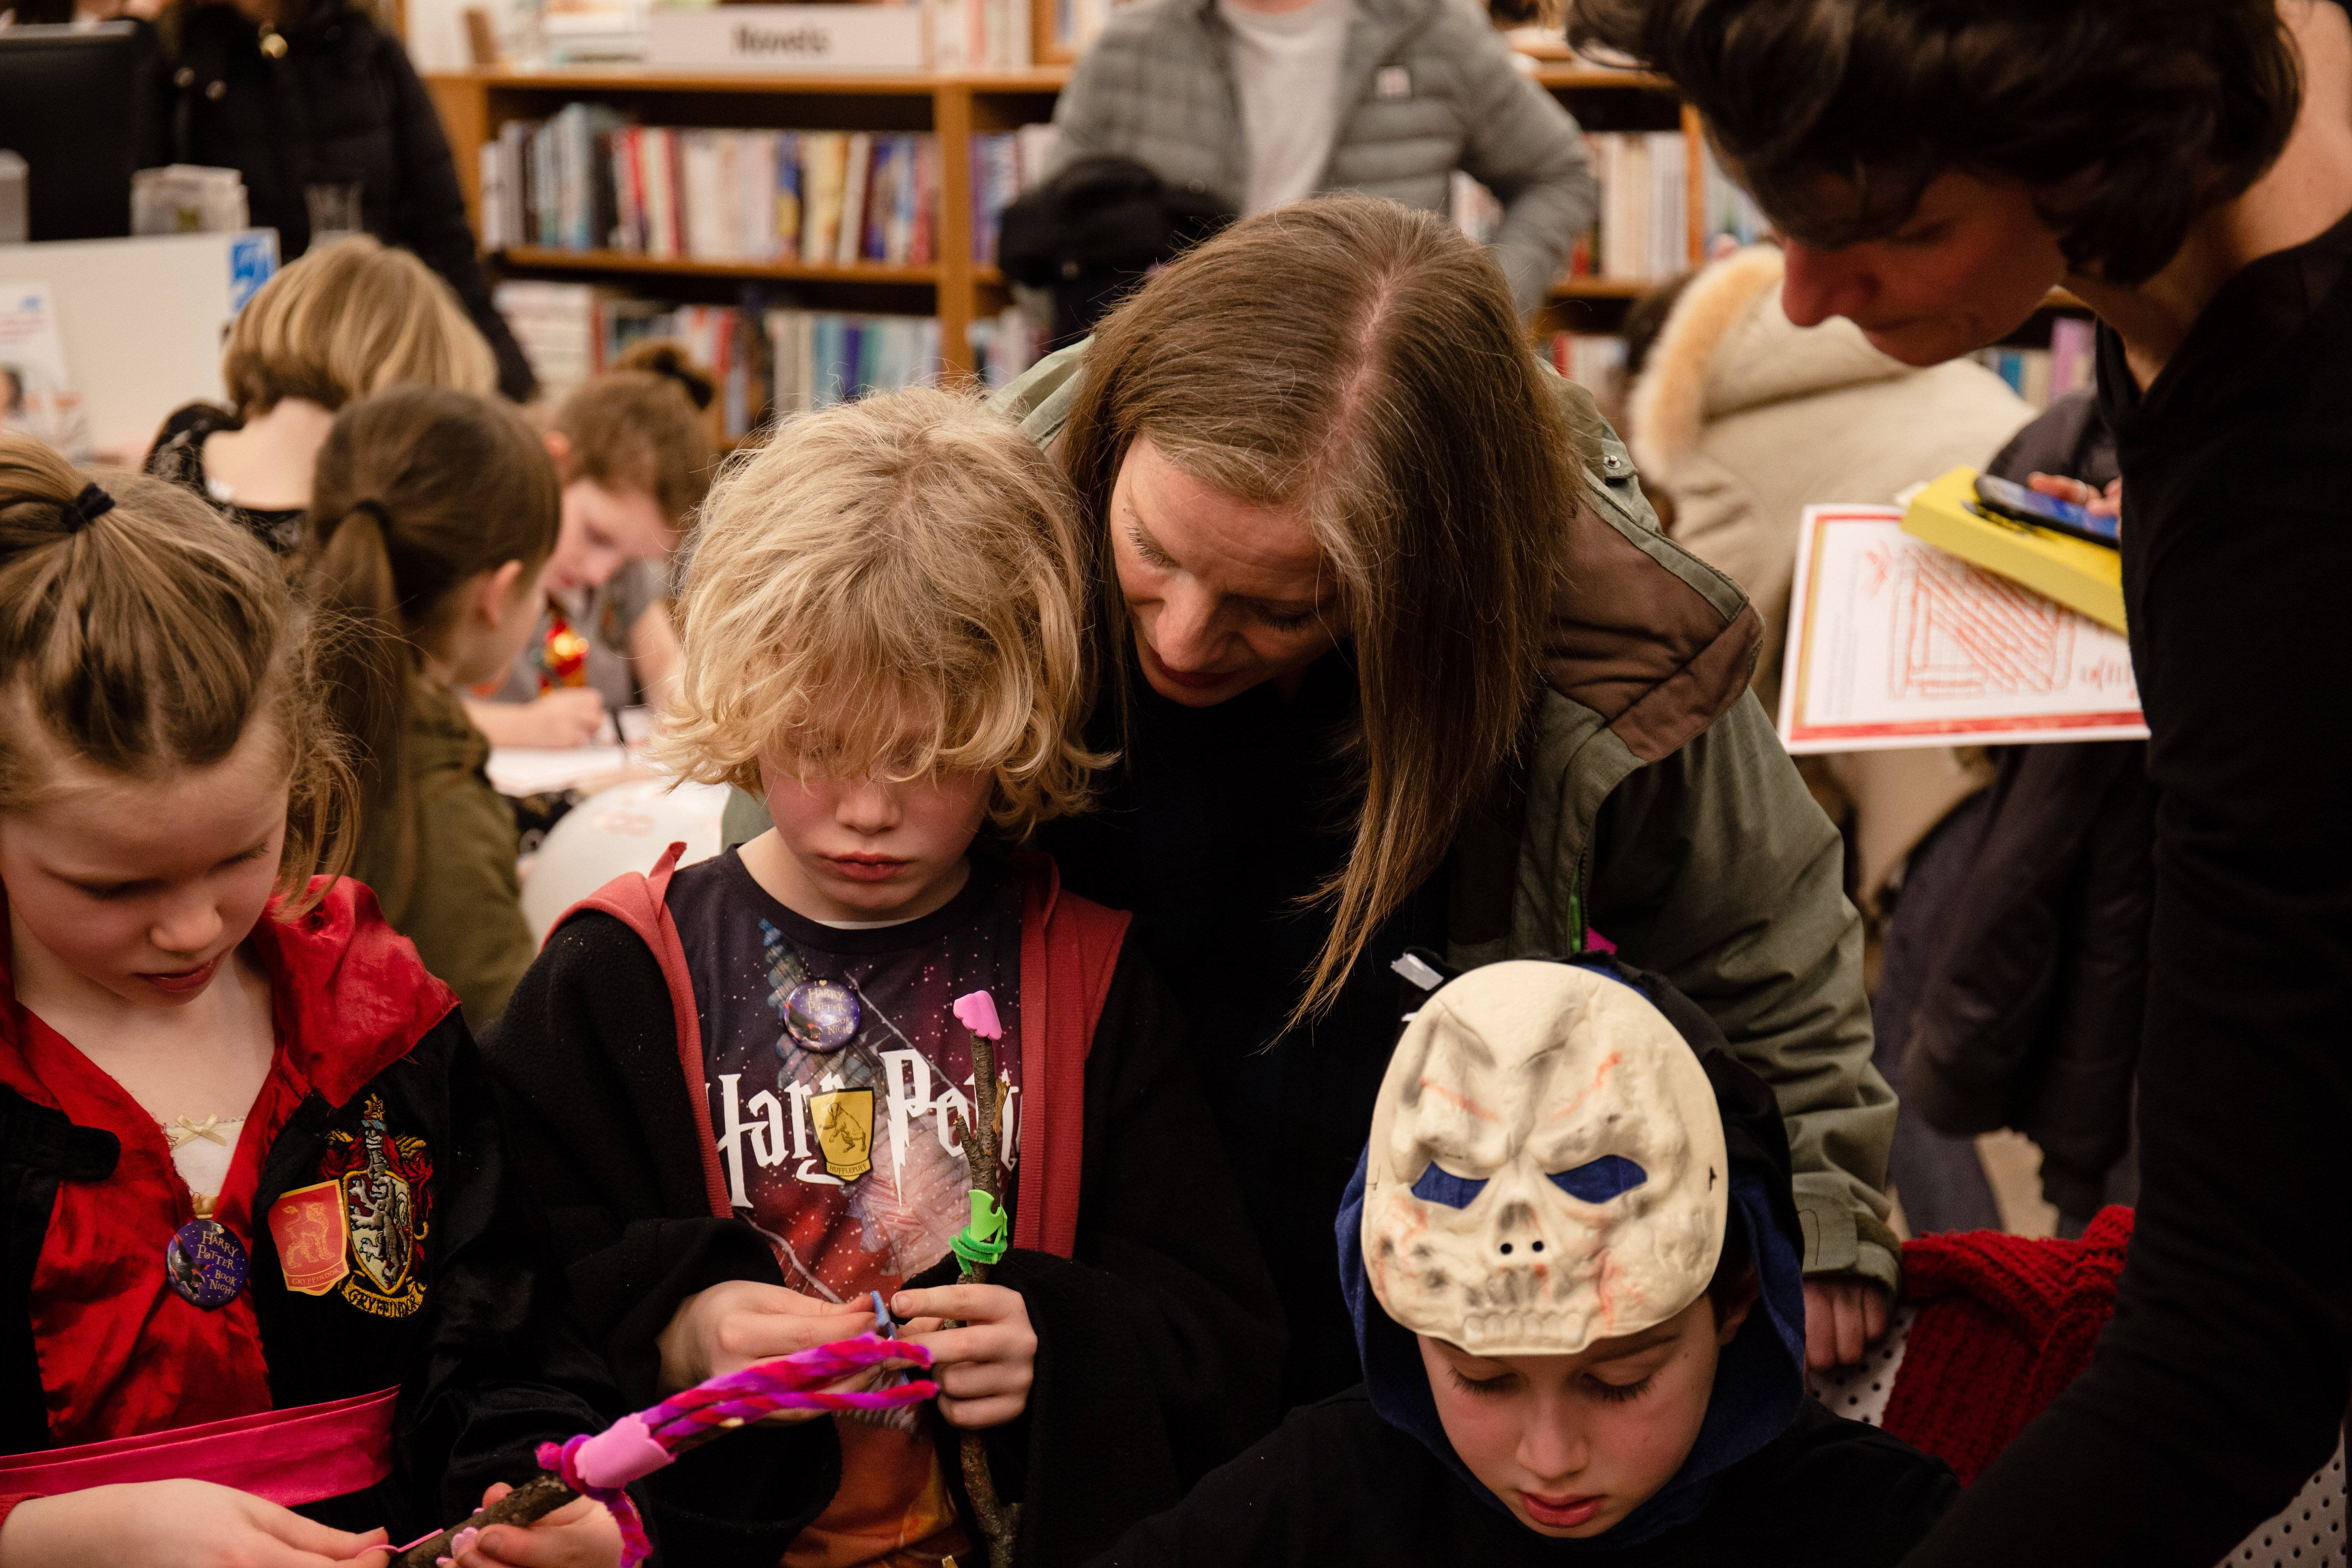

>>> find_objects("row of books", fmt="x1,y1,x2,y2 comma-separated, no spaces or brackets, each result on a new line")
768,309,944,411
1570,131,1691,283
479,108,944,269
1548,332,1628,397
495,280,768,438
927,0,1036,69
967,306,1051,390
494,279,1052,431
969,125,1062,265
1454,132,1695,287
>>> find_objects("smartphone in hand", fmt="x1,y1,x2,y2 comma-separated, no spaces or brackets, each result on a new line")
1973,472,2121,548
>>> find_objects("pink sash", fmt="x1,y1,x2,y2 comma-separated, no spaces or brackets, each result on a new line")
0,1387,397,1504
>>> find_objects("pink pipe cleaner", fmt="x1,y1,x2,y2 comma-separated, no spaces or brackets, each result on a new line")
537,1334,936,1567
952,990,1003,1040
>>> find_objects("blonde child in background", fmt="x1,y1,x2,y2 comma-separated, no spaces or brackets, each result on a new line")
0,435,618,1566
143,235,500,555
305,385,561,1027
467,342,716,751
481,387,1281,1567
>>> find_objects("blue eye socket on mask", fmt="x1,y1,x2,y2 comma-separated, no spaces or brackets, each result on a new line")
1410,1165,1489,1207
1548,1155,1648,1202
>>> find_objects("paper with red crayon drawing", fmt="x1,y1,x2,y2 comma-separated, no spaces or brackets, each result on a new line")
1777,505,2147,753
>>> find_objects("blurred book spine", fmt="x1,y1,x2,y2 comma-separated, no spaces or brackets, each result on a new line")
483,109,942,267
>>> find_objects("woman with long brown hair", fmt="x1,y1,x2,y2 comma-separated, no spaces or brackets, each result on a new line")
991,195,1894,1403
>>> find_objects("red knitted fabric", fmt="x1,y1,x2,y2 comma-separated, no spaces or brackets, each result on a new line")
1879,1205,2135,1485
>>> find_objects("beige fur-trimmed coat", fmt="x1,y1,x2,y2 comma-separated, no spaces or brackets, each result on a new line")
1628,245,2034,901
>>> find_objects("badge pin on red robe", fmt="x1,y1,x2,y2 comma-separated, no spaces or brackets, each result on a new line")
269,1179,352,1296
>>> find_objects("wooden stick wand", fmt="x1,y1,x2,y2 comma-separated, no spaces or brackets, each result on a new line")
945,990,1020,1568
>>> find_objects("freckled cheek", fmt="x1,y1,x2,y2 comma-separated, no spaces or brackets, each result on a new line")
1598,1369,1713,1497
762,774,844,842
221,861,281,930
1437,1391,1529,1483
910,776,992,847
29,899,152,977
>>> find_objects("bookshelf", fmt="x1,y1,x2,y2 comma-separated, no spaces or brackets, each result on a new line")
422,59,1705,383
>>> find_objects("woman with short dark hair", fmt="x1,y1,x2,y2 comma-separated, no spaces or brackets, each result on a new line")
996,194,1902,1405
1568,2,2352,1563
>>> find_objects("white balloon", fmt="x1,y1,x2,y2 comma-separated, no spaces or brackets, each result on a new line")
519,778,733,942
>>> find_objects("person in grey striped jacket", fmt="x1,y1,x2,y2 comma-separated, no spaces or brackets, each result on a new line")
1048,0,1597,314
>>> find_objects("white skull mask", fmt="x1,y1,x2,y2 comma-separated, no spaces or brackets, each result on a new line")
1361,961,1728,1358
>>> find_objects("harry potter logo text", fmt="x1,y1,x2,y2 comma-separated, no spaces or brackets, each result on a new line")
713,1050,1017,1207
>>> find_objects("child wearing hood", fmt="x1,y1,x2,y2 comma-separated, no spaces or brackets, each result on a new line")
1092,957,1959,1567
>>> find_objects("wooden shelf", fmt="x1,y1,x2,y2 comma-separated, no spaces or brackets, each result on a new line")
501,246,942,284
448,65,1069,94
1530,64,1674,91
427,60,1705,381
1550,277,1656,299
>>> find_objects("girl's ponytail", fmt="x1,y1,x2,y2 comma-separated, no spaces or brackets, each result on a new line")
0,432,358,912
303,387,559,920
308,498,413,904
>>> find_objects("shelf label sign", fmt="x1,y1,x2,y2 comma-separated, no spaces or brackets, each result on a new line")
646,4,928,71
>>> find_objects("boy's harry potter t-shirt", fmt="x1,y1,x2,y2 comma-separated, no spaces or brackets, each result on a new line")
667,849,1022,1568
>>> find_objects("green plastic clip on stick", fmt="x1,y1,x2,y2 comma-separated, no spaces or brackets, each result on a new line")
945,990,1020,1568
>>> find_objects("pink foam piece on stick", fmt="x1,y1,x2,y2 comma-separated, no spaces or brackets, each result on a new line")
570,1414,675,1488
952,990,1003,1040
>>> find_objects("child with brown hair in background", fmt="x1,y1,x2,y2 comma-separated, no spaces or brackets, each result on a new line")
467,342,717,751
305,384,561,1027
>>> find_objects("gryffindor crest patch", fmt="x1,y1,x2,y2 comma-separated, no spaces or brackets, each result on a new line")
318,1094,432,1318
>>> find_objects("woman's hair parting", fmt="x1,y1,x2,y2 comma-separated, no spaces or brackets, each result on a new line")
657,385,1105,838
222,234,500,416
304,386,560,922
1061,194,1583,1027
0,435,356,911
1566,0,2300,285
551,339,718,528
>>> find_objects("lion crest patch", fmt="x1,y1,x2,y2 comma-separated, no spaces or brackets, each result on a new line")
318,1094,432,1318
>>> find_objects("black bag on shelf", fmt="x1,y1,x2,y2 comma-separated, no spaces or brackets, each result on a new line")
998,154,1235,350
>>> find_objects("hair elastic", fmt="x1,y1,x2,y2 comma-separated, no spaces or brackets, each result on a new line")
350,498,394,528
58,482,115,534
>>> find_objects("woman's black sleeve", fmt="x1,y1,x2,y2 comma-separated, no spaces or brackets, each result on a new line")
393,1020,620,1522
377,33,535,400
982,947,1288,1566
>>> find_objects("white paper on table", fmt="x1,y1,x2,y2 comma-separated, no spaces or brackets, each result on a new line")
486,745,630,797
1777,505,2148,754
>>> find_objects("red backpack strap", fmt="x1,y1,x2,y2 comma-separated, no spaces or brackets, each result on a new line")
550,842,732,1219
1007,851,1131,1258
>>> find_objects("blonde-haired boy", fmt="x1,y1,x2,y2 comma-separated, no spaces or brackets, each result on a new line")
483,387,1281,1567
659,383,1102,846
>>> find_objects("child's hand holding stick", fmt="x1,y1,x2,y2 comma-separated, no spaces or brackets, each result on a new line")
387,1338,938,1568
